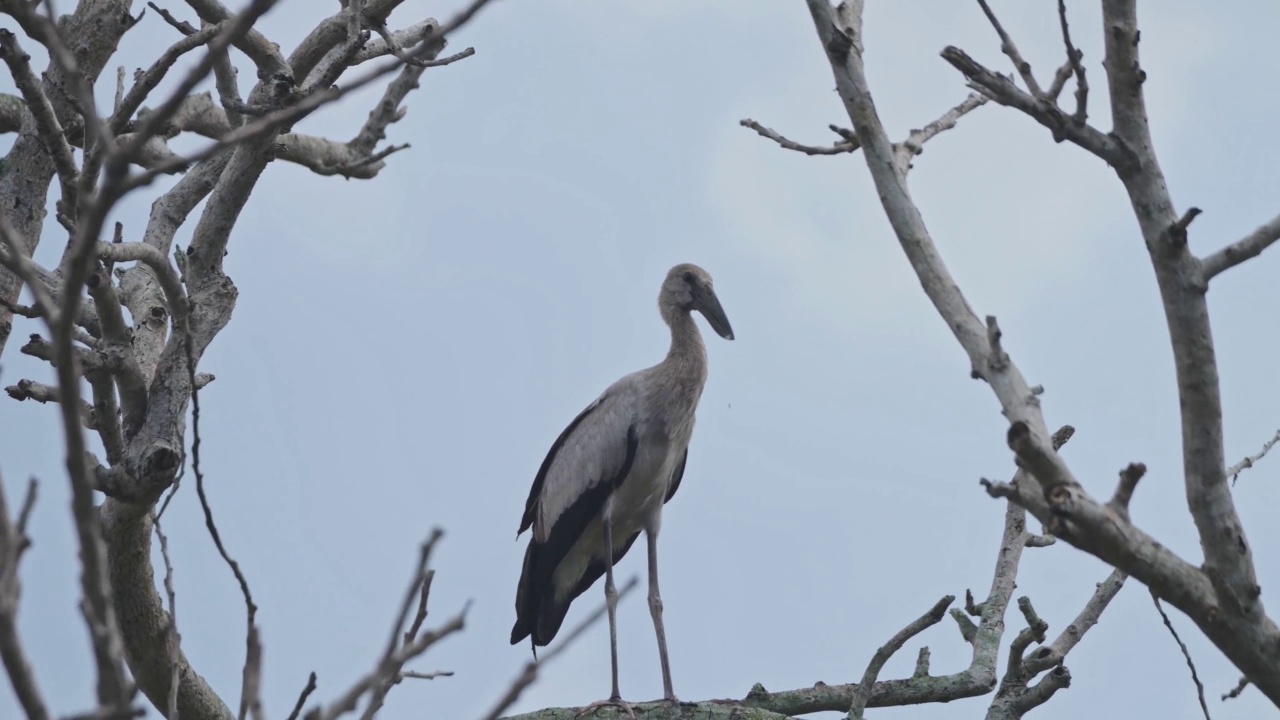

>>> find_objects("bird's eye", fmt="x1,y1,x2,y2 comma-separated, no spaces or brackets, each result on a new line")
682,271,695,284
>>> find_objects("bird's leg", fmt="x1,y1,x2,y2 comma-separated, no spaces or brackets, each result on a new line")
646,528,678,703
575,516,635,720
603,515,623,701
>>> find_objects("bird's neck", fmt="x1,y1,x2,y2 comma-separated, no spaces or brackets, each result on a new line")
664,311,707,376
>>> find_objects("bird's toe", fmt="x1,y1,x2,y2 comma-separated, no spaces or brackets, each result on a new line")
574,697,636,719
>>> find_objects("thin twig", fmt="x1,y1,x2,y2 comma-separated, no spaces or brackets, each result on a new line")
0,216,58,322
119,46,477,193
1150,591,1210,720
0,28,80,217
738,119,860,155
1055,0,1088,122
1221,676,1249,702
404,570,435,645
112,0,283,173
1029,568,1127,673
359,529,446,720
0,472,50,720
975,0,1043,97
895,91,989,170
187,305,258,720
153,513,181,720
478,575,641,720
1227,428,1280,485
313,603,470,720
286,673,318,720
111,20,227,136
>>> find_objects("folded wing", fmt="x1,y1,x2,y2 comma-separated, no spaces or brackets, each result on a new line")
511,381,641,647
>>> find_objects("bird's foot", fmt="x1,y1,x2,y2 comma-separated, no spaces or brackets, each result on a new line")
642,695,697,709
574,696,636,719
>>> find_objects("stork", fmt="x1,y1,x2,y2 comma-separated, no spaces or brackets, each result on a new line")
510,263,734,714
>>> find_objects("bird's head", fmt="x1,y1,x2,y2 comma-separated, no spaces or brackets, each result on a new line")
660,263,735,340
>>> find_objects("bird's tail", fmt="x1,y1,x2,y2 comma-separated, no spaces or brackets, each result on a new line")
510,536,576,652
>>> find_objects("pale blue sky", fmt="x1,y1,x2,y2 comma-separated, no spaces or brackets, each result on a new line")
2,1,1278,719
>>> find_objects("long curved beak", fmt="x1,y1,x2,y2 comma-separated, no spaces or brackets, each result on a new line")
695,289,735,341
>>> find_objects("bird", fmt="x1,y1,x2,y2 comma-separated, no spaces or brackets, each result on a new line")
510,262,734,715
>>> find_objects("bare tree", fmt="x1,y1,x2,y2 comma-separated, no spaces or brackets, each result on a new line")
727,0,1280,715
3,1,1276,720
0,1,619,719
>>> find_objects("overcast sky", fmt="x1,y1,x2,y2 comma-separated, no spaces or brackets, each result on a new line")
2,1,1279,719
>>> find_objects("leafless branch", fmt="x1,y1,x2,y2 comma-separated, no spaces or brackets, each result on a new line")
120,42,477,192
1222,677,1249,702
352,20,439,64
1045,59,1075,103
894,91,989,171
1055,0,1088,122
741,89,986,169
96,242,188,325
152,514,181,720
738,119,860,155
85,369,126,465
974,0,1043,97
110,18,226,136
308,555,470,720
987,569,1125,719
189,372,259,720
182,0,292,82
789,0,1280,707
847,595,955,719
1229,429,1280,485
0,215,58,322
1025,569,1128,674
1106,462,1147,518
0,28,79,216
19,333,103,373
112,0,284,175
1202,212,1280,281
85,265,148,436
731,430,1074,717
399,670,452,681
0,472,50,720
358,529,446,720
481,575,641,720
4,379,99,435
939,45,1131,169
1151,591,1211,720
287,673,318,720
404,569,436,646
